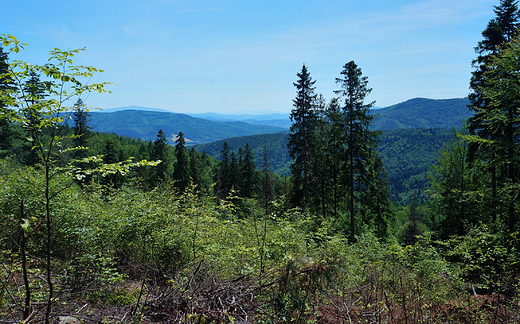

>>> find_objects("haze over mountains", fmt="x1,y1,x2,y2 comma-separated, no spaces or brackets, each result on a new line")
91,97,472,144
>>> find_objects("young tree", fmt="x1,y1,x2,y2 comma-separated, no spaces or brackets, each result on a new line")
0,35,157,323
287,64,317,209
334,61,379,239
172,131,190,192
0,34,111,324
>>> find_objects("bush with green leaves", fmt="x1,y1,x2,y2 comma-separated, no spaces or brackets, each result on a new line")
0,159,84,259
440,225,520,295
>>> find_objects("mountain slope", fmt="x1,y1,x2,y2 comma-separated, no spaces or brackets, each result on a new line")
191,97,473,130
94,97,473,134
371,97,472,130
88,110,286,144
194,128,455,203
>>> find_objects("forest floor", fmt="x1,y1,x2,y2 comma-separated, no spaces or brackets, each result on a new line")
3,260,520,324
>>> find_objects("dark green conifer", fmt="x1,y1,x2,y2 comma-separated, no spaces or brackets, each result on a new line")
151,129,172,187
72,98,90,150
287,64,317,209
239,143,257,198
101,139,123,188
259,144,275,214
334,61,379,238
468,0,520,230
188,147,203,190
172,131,190,192
216,141,232,199
21,71,46,165
0,46,14,155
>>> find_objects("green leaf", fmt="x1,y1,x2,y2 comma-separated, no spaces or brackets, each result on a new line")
21,218,30,233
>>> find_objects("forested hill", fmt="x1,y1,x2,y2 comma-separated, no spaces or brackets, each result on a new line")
193,128,455,204
187,97,473,130
90,97,473,136
371,97,472,130
88,110,286,144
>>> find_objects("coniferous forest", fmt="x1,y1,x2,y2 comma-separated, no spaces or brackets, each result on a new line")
1,1,520,323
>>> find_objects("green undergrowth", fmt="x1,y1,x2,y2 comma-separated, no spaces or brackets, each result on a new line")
0,159,519,322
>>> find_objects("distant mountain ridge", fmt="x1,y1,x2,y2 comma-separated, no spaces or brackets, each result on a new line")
186,97,472,130
88,97,472,144
99,106,170,113
187,112,291,128
88,110,286,144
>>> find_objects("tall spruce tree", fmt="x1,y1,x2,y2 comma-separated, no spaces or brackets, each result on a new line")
172,131,190,192
239,143,257,198
468,0,520,220
334,61,378,238
323,97,344,219
229,151,239,194
188,147,203,190
69,98,93,184
287,64,317,209
216,141,232,199
470,0,520,104
101,138,123,188
362,150,392,238
151,129,172,187
259,144,275,215
21,71,46,165
404,196,423,246
310,94,329,218
472,36,520,232
72,98,90,149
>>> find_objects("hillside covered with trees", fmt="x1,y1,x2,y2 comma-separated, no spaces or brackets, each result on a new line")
370,97,472,130
1,1,520,322
186,97,473,130
88,110,286,144
87,96,472,140
194,128,455,204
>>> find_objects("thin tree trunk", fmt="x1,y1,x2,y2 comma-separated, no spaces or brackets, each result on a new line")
45,163,53,324
507,107,516,232
349,113,355,240
20,199,31,320
491,164,496,224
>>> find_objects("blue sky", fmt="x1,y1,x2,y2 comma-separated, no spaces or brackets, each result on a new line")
3,0,495,113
